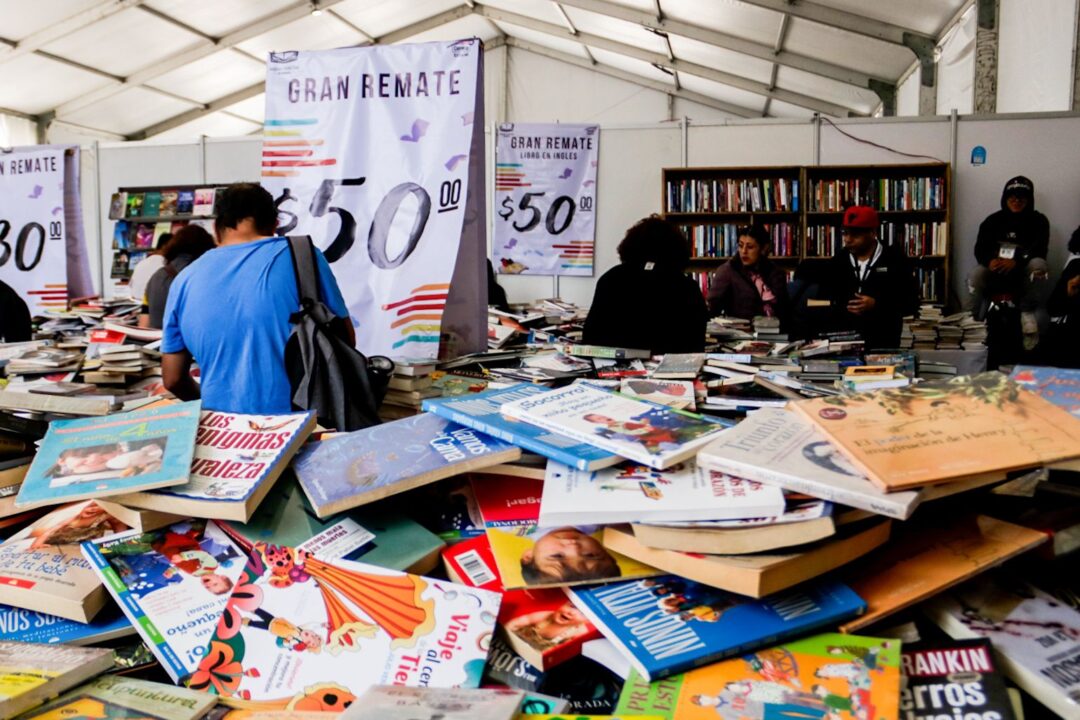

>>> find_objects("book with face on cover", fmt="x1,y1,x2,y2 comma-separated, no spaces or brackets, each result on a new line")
341,686,525,719
19,675,217,720
901,639,1017,720
184,543,500,711
498,384,729,470
0,641,114,719
117,410,316,522
614,632,900,720
792,373,1080,491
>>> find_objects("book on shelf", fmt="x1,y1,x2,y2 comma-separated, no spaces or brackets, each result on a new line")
20,675,217,720
681,222,799,259
159,190,179,217
901,639,1017,720
176,189,194,214
808,174,945,212
342,686,526,720
665,176,799,214
125,193,144,218
192,188,216,216
108,192,127,220
142,190,162,217
0,641,114,719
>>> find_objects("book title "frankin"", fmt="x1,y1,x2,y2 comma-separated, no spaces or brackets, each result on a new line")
286,71,463,103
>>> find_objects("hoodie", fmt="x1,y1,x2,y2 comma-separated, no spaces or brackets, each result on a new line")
974,175,1050,269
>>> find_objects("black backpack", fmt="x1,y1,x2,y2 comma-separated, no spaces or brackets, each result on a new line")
284,236,393,431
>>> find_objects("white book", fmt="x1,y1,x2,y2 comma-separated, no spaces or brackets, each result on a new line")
539,459,785,526
342,686,525,720
499,384,729,470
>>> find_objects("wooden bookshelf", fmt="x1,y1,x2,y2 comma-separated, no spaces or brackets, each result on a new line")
661,162,951,304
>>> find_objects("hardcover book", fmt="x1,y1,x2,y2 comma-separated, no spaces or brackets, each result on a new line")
341,686,525,720
0,641,114,719
499,384,728,470
1009,365,1080,418
15,401,201,510
901,639,1016,720
792,373,1080,491
539,460,785,526
118,410,316,522
20,675,216,720
0,602,132,645
567,576,867,681
292,413,521,517
618,379,696,410
614,632,900,720
81,519,247,683
187,543,500,710
422,384,621,471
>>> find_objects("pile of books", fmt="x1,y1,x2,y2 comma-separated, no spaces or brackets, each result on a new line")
902,305,988,351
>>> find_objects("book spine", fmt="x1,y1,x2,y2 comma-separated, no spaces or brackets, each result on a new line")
501,404,659,469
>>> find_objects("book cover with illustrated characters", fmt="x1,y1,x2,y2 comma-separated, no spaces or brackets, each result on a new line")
19,674,216,720
619,379,696,410
292,413,521,517
539,459,785,526
0,641,114,719
341,685,524,720
0,602,132,646
567,576,867,681
185,543,500,711
81,519,247,684
0,500,133,622
422,384,621,472
117,410,316,522
615,632,900,720
1009,365,1080,418
15,401,201,510
901,639,1016,720
792,373,1080,491
499,384,729,469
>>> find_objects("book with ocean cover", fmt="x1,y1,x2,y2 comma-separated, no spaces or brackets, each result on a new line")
0,641,114,719
422,384,621,471
19,674,216,720
567,576,867,681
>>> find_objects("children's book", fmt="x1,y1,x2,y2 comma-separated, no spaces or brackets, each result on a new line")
567,576,867,681
792,373,1080,491
292,413,521,517
126,193,144,218
539,459,785,526
422,384,621,471
81,519,247,683
619,379,696,410
193,189,216,216
177,190,195,214
341,686,525,720
15,401,201,510
20,674,217,720
160,190,179,217
1010,365,1080,418
923,574,1080,719
614,632,900,720
499,384,729,470
652,353,706,379
118,410,316,522
0,641,114,719
901,639,1016,720
0,500,134,622
0,602,132,645
186,543,500,710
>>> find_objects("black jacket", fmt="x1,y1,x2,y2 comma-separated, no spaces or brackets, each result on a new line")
1048,258,1080,367
583,263,707,354
974,176,1049,271
0,280,31,343
707,256,790,327
818,242,918,349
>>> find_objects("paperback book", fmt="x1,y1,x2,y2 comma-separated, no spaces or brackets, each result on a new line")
20,675,217,720
342,686,525,720
652,353,706,379
0,602,133,645
567,576,867,681
618,379,696,410
0,641,114,719
499,587,603,670
901,639,1016,720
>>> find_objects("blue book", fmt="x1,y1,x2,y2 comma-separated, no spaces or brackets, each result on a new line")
292,413,521,517
0,602,133,645
566,576,866,681
14,401,202,511
422,384,621,471
1010,365,1080,419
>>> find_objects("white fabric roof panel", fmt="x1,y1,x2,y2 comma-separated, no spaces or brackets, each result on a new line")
332,0,463,37
60,86,198,136
403,14,502,44
0,0,105,40
810,0,968,37
775,66,880,116
678,72,768,115
667,34,776,85
588,46,679,86
0,53,114,115
660,0,782,47
474,0,568,27
492,21,592,59
782,18,916,79
224,94,268,124
235,13,370,58
144,50,265,105
154,111,262,142
561,7,671,56
142,0,302,37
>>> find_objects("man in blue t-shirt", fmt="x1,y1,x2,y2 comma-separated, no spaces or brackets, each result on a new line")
161,183,352,414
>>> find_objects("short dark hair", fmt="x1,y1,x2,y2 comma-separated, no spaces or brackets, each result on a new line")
153,232,172,251
1070,225,1080,255
161,225,215,262
214,183,277,237
737,225,770,252
617,215,690,269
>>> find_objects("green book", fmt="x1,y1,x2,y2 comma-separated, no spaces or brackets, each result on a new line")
142,190,162,217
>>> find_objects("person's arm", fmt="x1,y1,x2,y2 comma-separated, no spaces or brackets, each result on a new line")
974,218,997,268
162,350,200,401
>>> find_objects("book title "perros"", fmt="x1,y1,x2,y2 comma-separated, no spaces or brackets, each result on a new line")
286,70,462,104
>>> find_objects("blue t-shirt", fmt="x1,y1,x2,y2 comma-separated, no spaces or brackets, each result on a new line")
161,237,348,414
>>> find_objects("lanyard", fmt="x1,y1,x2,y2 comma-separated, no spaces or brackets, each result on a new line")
849,242,882,293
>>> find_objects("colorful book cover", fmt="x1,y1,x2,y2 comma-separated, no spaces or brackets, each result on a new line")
112,221,130,250
1010,365,1080,419
792,373,1080,490
292,413,520,517
186,543,500,710
567,576,867,681
126,193,144,218
160,190,179,217
0,602,132,645
443,535,502,591
342,686,524,720
193,189,216,216
81,519,247,683
153,220,173,247
539,459,785,526
15,401,201,510
177,190,195,214
619,379,696,410
0,641,114,719
430,372,491,397
422,384,621,472
143,191,163,217
500,587,603,670
20,675,216,720
499,384,728,470
135,222,155,248
615,632,900,720
902,639,1016,720
108,192,127,220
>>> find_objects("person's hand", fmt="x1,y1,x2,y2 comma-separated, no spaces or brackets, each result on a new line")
847,294,876,315
1068,275,1080,297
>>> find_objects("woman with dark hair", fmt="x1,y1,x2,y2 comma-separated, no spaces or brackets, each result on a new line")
706,225,790,326
583,215,707,353
142,225,216,329
128,232,171,303
1047,226,1080,367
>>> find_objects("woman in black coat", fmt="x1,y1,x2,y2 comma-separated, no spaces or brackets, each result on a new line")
583,216,707,354
1047,226,1080,367
706,225,790,327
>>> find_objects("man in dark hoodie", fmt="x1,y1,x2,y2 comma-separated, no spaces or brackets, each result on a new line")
970,176,1050,345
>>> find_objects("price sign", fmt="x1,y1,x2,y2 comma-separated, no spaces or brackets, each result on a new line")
0,148,67,311
493,123,599,276
263,41,484,358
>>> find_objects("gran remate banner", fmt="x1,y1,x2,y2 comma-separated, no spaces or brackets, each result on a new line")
493,122,599,276
262,40,486,360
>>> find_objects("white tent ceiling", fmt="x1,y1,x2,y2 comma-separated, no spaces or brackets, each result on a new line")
0,0,970,141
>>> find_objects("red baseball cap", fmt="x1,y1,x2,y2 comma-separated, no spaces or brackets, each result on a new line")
842,205,879,230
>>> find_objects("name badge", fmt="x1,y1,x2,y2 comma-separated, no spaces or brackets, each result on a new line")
999,244,1017,259
874,266,888,273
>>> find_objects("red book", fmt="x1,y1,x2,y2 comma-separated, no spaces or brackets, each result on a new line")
497,585,601,670
443,535,502,592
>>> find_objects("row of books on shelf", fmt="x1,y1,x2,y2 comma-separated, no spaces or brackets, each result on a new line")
808,175,946,212
917,266,944,303
666,177,799,213
804,221,948,257
681,222,799,259
108,187,220,221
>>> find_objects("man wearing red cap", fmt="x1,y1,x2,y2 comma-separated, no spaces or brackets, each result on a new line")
819,205,918,349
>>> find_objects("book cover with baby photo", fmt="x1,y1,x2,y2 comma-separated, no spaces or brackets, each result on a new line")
15,401,201,510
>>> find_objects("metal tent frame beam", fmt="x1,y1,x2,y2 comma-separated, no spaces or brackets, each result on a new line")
0,0,146,63
733,0,936,48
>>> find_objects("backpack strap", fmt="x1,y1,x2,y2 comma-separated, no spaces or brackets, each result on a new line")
286,235,320,304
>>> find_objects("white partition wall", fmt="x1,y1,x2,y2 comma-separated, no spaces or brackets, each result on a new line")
687,120,815,167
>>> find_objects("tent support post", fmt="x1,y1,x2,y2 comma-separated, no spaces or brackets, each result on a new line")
975,0,999,114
